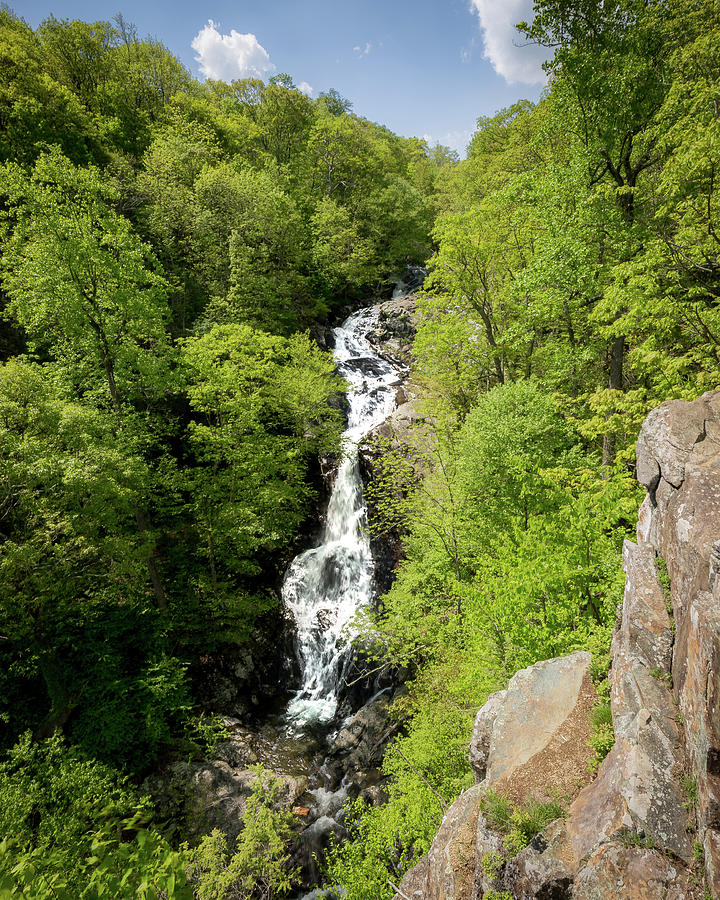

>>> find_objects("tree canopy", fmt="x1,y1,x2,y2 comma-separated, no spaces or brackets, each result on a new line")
2,2,720,897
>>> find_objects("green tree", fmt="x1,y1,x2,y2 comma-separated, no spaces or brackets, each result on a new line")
310,196,375,293
0,731,190,898
222,172,320,331
521,0,672,463
0,10,99,165
0,149,174,612
180,323,343,638
187,766,300,900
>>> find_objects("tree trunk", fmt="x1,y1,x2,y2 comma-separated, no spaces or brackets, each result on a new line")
601,334,625,469
34,647,75,739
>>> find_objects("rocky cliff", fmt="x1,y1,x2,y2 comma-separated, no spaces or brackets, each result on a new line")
393,390,720,900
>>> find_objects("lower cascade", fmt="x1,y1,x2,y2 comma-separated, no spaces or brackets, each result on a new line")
283,305,402,729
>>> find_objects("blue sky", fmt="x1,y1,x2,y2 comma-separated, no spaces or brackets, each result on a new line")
17,0,548,156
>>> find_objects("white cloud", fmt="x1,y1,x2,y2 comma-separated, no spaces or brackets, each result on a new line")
422,129,472,158
469,0,548,85
353,42,372,59
298,81,313,96
192,20,274,81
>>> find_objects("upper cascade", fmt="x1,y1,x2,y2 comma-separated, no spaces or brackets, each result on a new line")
283,305,403,730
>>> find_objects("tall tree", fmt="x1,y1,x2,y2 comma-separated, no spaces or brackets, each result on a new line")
521,0,670,464
0,149,173,610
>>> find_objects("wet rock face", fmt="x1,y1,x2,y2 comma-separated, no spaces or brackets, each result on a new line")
191,603,297,720
394,391,720,900
364,295,419,370
359,296,421,597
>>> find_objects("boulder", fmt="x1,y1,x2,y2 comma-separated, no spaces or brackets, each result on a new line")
365,295,419,369
504,819,575,900
478,651,597,802
635,389,720,889
469,689,506,783
328,693,392,770
472,812,505,898
395,653,596,900
148,752,308,842
511,535,692,895
394,857,430,900
615,541,674,676
573,843,696,900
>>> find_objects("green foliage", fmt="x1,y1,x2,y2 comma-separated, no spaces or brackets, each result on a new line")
588,702,615,772
186,765,299,899
504,803,564,855
0,356,190,763
329,0,720,893
650,668,673,689
655,556,672,605
0,826,192,899
693,839,705,865
323,792,441,900
0,148,173,406
184,712,231,758
681,773,699,812
590,701,613,731
178,323,343,638
587,634,614,771
70,653,192,768
0,5,437,784
0,732,191,896
4,3,720,892
480,852,504,878
480,791,565,856
481,791,514,834
310,197,375,293
617,830,657,850
0,732,144,855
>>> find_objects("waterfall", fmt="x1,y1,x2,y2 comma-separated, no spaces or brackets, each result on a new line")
283,306,402,730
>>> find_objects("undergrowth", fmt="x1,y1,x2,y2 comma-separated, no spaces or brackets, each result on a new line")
480,790,565,857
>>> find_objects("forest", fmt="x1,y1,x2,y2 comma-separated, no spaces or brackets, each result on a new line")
0,0,719,897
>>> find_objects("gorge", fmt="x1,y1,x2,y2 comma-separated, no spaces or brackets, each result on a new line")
2,4,720,898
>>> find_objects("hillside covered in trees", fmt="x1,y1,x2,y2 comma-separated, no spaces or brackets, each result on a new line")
1,0,719,897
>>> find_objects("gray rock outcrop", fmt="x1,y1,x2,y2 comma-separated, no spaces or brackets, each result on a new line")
144,720,308,841
359,296,421,595
637,390,720,894
394,651,597,900
393,390,720,899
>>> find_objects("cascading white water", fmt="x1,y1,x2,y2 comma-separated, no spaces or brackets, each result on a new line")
283,306,402,729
